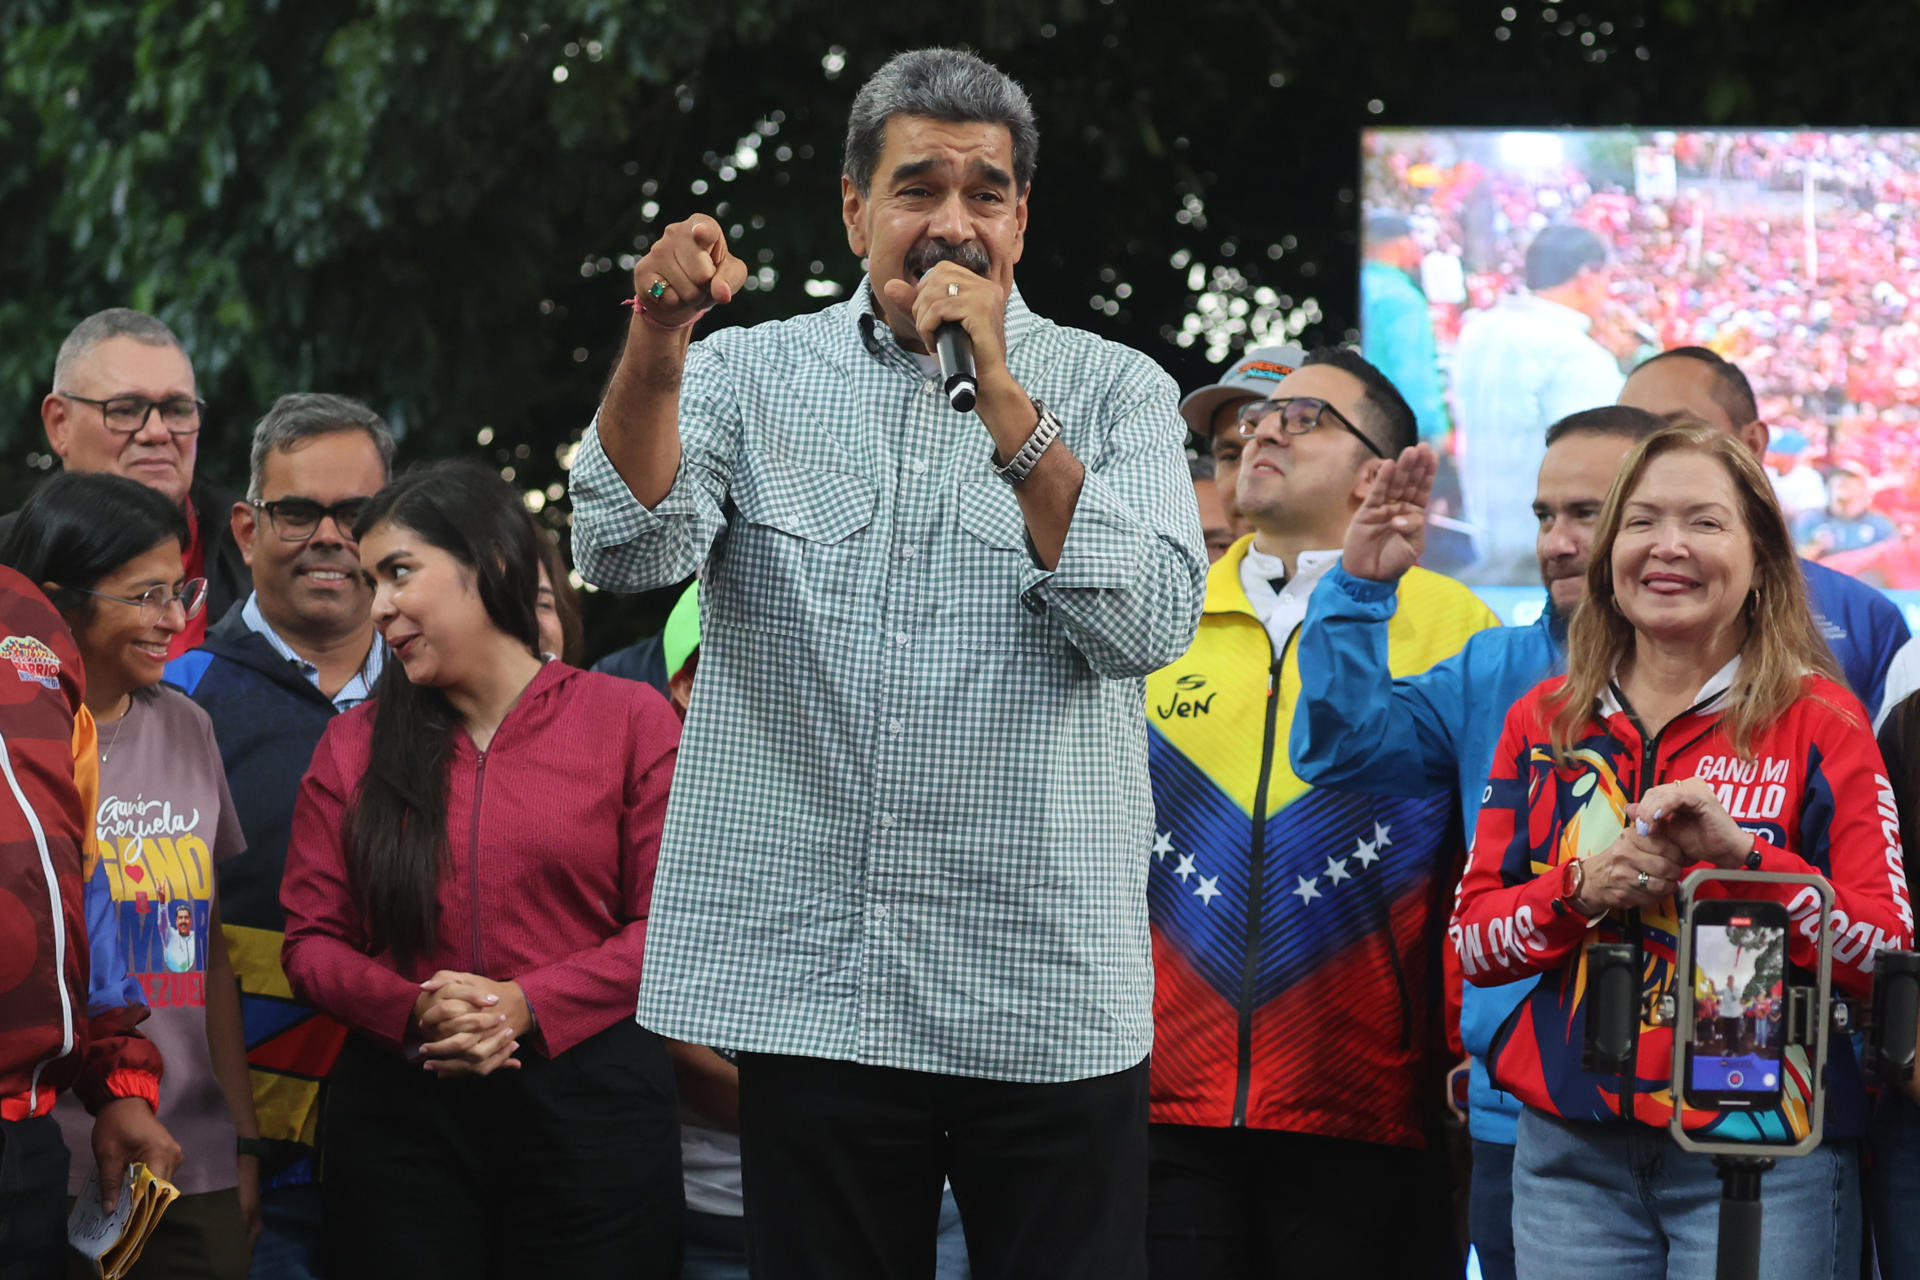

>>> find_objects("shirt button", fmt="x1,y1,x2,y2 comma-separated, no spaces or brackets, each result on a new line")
885,718,903,735
873,903,890,921
893,631,910,647
901,545,918,560
910,459,927,475
879,813,896,829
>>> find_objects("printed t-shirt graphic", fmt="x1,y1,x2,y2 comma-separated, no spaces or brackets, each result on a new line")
53,685,246,1195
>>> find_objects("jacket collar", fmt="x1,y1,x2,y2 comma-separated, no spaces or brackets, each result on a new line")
194,602,337,705
1201,534,1263,620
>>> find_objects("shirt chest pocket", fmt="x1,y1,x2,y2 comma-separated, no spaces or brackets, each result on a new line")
710,455,878,637
952,479,1054,654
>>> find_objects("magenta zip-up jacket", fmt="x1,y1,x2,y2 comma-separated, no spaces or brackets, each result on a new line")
281,661,679,1058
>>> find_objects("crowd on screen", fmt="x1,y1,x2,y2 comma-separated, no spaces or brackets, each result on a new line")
7,46,1920,1280
1369,131,1920,584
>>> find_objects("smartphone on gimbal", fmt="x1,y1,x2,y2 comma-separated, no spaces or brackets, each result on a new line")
1681,898,1790,1113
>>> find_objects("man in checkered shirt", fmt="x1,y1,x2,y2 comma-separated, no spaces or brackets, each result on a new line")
568,46,1204,1280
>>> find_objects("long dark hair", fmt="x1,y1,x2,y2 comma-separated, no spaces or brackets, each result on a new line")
0,471,189,619
345,459,542,961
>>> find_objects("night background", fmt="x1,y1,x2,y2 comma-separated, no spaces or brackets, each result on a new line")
2,0,1909,653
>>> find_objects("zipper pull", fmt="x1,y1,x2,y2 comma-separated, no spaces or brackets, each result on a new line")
1267,660,1283,698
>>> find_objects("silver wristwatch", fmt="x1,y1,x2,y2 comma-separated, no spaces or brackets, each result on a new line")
992,399,1063,487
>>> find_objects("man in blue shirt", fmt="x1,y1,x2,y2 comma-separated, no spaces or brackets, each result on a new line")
1617,346,1909,716
1291,404,1666,1280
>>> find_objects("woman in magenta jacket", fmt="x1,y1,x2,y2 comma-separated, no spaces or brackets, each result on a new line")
281,460,684,1277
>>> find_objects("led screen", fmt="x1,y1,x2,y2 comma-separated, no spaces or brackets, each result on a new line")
1360,128,1920,626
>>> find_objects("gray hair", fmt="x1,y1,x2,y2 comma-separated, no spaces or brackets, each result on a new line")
247,393,397,501
52,309,188,391
843,48,1038,197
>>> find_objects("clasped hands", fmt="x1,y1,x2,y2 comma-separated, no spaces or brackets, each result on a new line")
411,971,533,1077
1571,778,1756,914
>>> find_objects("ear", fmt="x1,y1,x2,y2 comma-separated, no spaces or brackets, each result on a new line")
842,175,869,259
1008,184,1030,269
232,501,257,567
1739,419,1769,461
1351,455,1388,505
41,394,71,459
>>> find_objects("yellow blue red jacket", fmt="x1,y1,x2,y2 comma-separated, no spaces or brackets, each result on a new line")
1145,538,1499,1147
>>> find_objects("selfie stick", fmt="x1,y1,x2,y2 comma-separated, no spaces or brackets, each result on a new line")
1669,870,1833,1280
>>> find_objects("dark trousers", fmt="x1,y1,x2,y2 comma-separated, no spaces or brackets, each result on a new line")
1468,1139,1518,1280
0,1116,68,1280
321,1018,684,1279
1146,1122,1460,1279
736,1053,1149,1280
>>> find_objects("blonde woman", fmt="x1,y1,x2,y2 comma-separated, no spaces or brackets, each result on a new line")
1450,422,1909,1279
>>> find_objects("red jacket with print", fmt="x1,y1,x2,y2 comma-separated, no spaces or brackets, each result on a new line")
1451,670,1912,1143
281,662,679,1058
0,567,162,1120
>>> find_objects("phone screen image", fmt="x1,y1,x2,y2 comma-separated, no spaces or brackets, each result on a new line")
1685,904,1789,1110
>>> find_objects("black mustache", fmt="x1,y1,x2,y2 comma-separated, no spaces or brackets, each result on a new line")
905,240,990,279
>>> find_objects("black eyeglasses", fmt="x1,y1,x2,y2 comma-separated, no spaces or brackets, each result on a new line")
1235,396,1386,459
72,579,208,623
249,497,372,542
59,393,205,437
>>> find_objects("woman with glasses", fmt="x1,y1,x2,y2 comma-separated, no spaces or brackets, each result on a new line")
0,471,259,1279
281,460,684,1277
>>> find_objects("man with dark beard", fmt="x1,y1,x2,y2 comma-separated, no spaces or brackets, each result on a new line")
1289,404,1664,1280
569,46,1205,1279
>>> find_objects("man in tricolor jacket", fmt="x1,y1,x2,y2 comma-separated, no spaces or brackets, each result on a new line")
1144,348,1497,1276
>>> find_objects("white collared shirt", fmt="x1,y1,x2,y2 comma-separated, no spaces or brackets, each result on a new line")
1240,546,1343,654
1599,655,1741,720
240,593,385,712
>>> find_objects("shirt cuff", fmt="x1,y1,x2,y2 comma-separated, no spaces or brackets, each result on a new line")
570,423,670,545
99,1068,160,1114
1020,470,1149,598
1328,560,1400,606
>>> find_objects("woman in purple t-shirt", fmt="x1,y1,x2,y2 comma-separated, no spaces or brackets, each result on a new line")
2,472,258,1278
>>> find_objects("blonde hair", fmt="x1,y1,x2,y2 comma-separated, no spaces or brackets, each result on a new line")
1546,421,1842,761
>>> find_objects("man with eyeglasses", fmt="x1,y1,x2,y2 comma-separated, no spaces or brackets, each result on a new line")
1143,347,1497,1277
165,393,394,1280
17,309,249,658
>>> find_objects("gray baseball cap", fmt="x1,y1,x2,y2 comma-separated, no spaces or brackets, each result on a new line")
1178,344,1311,441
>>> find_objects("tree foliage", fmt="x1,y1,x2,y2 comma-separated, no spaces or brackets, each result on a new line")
5,0,1915,649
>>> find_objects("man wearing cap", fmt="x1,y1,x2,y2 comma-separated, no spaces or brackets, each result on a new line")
1361,212,1449,445
1177,345,1310,550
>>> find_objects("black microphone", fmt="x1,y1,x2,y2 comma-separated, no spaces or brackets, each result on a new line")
935,324,977,413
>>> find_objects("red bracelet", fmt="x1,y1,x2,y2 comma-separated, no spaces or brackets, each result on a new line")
620,296,710,331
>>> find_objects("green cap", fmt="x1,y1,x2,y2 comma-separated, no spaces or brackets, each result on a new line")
663,581,700,679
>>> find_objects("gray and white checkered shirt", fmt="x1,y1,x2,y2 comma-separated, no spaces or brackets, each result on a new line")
569,282,1206,1082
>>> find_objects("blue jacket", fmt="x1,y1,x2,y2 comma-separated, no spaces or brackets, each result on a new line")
1291,562,1565,1144
1802,556,1908,717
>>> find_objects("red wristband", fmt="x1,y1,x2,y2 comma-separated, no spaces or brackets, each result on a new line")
620,297,710,332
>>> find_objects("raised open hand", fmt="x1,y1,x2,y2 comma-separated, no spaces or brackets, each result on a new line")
1342,443,1437,583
